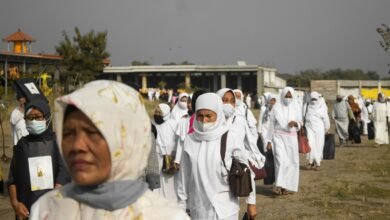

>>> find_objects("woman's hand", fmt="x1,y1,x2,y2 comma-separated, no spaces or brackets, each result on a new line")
12,202,29,220
288,121,298,128
266,142,272,151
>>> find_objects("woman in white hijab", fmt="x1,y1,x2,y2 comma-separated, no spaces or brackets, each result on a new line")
233,89,257,137
258,93,277,152
30,80,188,220
217,88,263,219
177,93,250,220
265,87,302,195
152,103,180,202
170,93,189,122
303,91,330,170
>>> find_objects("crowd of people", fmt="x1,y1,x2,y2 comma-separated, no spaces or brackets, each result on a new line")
4,78,390,220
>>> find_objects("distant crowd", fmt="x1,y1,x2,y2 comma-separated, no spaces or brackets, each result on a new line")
3,79,389,220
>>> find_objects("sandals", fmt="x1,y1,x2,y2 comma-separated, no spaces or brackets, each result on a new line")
306,163,314,170
273,187,282,195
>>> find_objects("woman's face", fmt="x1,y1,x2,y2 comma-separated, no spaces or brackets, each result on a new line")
62,110,111,186
196,109,217,123
222,91,236,106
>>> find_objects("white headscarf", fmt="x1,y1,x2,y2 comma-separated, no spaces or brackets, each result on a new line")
171,93,189,121
273,87,302,132
193,93,229,141
155,104,178,155
233,89,244,106
306,91,322,116
158,103,171,121
216,88,237,119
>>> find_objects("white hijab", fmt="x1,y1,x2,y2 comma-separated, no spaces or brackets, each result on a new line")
273,87,302,131
155,104,178,155
158,103,171,121
216,88,237,120
193,93,229,141
171,93,189,121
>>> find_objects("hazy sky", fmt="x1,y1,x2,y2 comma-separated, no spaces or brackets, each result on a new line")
1,0,389,75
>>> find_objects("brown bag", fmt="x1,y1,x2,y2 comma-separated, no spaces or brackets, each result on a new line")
221,132,253,197
249,161,267,180
298,104,311,154
298,127,311,154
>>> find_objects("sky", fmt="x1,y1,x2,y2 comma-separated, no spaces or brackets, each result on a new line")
1,0,390,76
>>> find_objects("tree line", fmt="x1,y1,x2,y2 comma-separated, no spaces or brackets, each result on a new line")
278,69,386,88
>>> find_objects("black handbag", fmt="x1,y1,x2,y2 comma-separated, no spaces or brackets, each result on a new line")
323,133,335,160
263,150,275,185
220,132,253,197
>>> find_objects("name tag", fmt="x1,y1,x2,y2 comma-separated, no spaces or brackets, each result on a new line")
28,156,54,191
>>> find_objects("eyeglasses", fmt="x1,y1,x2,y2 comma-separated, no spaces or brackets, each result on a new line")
25,115,45,121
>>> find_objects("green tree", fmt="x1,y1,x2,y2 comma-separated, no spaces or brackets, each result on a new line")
377,24,390,73
131,61,151,66
56,27,110,92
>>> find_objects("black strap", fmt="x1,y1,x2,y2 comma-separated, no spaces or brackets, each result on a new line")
303,104,309,126
220,131,229,171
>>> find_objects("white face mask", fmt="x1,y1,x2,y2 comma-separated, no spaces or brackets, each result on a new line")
223,103,235,118
235,100,242,107
198,121,216,132
26,119,47,135
311,100,317,105
178,101,187,109
284,98,293,105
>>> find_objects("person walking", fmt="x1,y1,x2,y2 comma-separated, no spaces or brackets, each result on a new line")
331,95,349,145
265,87,302,195
303,92,330,170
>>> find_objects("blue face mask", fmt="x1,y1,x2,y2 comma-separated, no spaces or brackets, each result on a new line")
26,119,47,135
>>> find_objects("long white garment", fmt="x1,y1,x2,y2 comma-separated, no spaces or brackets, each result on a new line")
267,87,302,192
217,89,263,205
9,106,29,145
233,89,258,137
154,118,179,202
361,104,369,135
177,93,248,220
170,93,189,122
303,92,330,166
373,102,389,144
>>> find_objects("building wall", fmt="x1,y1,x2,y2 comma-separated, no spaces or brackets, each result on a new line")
311,80,390,100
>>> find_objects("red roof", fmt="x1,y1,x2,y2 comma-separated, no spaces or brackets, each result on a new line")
3,29,35,42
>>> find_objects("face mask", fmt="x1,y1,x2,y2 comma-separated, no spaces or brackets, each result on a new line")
235,100,242,107
198,121,216,132
284,98,293,105
178,101,187,109
154,115,164,125
311,100,317,105
223,104,235,118
26,119,47,135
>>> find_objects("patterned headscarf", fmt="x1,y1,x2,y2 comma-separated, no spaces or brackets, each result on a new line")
55,80,151,182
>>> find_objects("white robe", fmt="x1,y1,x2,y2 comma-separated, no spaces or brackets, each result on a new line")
177,132,244,220
9,107,29,145
303,103,330,166
154,119,179,202
235,104,258,138
227,115,265,205
373,102,389,144
267,98,302,192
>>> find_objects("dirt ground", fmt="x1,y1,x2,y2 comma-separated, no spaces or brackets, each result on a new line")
0,103,389,219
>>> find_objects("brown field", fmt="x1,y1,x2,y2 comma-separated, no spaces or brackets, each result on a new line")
0,100,389,219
